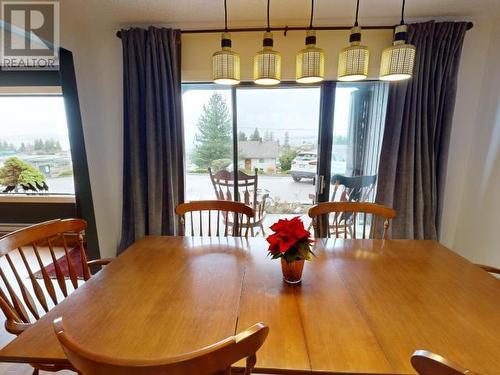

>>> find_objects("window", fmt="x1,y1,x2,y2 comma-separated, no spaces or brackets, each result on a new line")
0,95,75,196
182,84,233,202
181,82,388,228
332,82,387,180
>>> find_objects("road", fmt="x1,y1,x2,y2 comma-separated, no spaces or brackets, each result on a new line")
186,173,316,203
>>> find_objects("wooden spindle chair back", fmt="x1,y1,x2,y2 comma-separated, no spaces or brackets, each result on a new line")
54,317,269,375
208,168,258,208
208,168,269,235
308,202,396,239
411,350,479,375
0,219,91,336
175,200,255,237
306,174,378,235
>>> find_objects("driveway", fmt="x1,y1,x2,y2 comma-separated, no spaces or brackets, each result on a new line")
186,173,316,204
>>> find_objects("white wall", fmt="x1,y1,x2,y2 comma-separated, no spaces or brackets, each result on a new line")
59,3,499,264
251,158,277,171
441,18,500,268
60,6,124,258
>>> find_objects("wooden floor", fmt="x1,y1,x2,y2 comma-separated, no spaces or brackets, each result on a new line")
0,247,77,375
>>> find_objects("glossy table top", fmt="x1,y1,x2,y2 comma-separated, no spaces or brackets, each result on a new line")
0,237,499,374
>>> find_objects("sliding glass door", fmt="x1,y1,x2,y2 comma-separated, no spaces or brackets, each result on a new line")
182,81,388,230
236,86,321,227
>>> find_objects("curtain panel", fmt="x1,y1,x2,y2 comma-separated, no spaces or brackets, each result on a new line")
375,21,468,239
119,27,184,252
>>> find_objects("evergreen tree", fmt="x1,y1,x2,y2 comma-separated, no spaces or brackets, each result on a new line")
41,139,62,152
0,141,16,151
192,93,232,168
263,131,274,142
238,131,248,141
250,128,261,141
0,157,46,187
284,131,290,148
34,139,44,151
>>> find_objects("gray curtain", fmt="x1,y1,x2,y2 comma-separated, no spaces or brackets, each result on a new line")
119,27,184,252
375,21,467,239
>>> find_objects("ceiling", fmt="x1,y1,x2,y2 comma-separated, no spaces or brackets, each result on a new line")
64,0,500,29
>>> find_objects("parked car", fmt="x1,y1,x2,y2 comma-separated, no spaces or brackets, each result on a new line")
291,151,346,182
291,151,316,182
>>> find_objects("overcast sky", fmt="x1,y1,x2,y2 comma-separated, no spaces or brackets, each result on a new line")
0,96,70,150
0,90,353,155
182,86,353,151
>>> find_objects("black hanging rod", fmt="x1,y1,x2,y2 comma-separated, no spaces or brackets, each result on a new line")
116,22,473,38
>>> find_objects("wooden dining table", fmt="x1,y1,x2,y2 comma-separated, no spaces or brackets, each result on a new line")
0,236,499,374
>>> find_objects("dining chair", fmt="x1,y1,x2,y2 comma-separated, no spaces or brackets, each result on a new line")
307,174,377,235
209,167,269,235
53,317,269,375
330,174,377,202
411,350,479,375
0,218,112,374
176,200,255,237
308,202,396,239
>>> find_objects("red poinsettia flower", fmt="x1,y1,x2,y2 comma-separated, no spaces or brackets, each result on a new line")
266,217,314,262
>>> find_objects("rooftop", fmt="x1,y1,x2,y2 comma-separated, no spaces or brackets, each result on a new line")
238,141,279,159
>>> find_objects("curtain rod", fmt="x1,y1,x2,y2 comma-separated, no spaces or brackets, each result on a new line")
116,21,473,38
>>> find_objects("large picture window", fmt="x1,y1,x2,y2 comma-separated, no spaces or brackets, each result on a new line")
182,81,388,229
0,95,75,196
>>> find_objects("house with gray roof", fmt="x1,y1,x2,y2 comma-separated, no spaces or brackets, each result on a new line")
238,140,279,172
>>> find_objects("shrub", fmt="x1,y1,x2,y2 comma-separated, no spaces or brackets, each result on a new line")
279,149,298,172
57,169,74,177
0,157,45,186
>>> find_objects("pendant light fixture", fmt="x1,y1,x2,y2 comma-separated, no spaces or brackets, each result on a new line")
254,0,281,85
338,0,369,81
296,0,325,83
212,0,240,85
379,0,416,81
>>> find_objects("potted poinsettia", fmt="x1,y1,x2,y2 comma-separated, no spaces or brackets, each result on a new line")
266,216,314,284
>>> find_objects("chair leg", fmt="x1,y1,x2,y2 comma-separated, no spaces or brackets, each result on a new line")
244,354,257,375
32,369,39,375
259,223,266,236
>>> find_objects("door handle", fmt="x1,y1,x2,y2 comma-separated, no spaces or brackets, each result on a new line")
317,175,325,195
